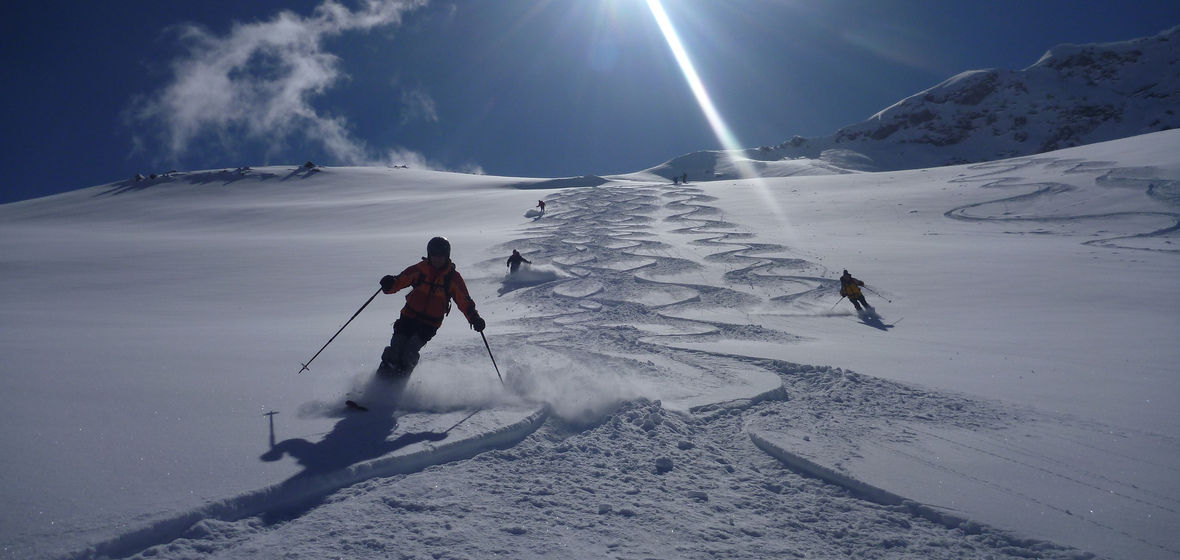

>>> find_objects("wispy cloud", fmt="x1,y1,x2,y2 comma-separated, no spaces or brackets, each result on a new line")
128,0,429,166
380,147,483,175
400,84,439,124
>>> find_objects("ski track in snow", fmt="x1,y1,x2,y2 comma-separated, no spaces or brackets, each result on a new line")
944,157,1180,253
65,178,1177,560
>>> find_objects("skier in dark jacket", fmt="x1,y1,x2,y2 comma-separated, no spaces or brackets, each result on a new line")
839,269,873,312
506,249,531,274
377,237,485,379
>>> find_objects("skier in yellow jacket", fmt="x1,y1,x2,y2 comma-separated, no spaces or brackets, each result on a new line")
377,237,485,378
839,269,873,312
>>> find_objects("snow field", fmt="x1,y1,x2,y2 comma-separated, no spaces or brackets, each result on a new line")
2,131,1179,559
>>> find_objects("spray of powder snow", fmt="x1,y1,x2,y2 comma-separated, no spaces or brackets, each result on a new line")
292,358,525,417
300,341,667,424
390,348,656,425
465,342,676,424
501,265,564,287
497,265,566,296
499,351,663,424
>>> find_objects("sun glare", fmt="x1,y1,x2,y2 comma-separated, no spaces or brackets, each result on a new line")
643,0,783,218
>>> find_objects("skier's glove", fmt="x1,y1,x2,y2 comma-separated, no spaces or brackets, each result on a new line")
380,275,397,291
470,313,486,333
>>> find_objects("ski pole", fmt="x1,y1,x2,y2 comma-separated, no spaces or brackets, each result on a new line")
298,287,382,374
480,331,505,385
829,295,846,312
862,286,891,303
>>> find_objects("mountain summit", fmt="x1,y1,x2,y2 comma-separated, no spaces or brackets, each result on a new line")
777,26,1180,171
648,26,1180,181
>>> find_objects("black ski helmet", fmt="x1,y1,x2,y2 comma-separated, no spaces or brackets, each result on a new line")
427,236,451,258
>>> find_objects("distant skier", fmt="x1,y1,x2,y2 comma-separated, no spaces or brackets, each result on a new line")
506,249,532,274
672,176,680,185
681,172,688,184
839,270,873,312
536,200,546,213
376,237,485,379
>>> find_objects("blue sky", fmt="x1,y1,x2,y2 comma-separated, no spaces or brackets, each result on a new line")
2,0,1178,204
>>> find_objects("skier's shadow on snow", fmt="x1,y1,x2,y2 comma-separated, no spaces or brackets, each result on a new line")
260,412,447,480
498,280,526,296
856,310,895,331
497,269,561,296
498,278,538,296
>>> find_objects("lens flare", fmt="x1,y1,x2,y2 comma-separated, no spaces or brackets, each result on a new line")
644,0,783,218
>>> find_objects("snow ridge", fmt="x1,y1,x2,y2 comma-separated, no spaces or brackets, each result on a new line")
69,408,548,560
749,430,908,507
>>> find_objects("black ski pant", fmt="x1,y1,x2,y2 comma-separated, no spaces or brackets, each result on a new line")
380,317,439,377
850,294,871,311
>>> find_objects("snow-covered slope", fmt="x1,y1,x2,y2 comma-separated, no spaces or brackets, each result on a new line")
1,131,1179,560
792,25,1180,169
649,26,1180,181
635,148,860,183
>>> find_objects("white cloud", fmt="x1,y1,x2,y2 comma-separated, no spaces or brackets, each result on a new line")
400,85,439,124
129,0,429,166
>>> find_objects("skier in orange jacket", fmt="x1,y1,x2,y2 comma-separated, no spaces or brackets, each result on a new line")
377,237,485,378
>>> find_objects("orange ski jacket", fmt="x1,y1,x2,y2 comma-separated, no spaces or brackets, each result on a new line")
383,259,478,328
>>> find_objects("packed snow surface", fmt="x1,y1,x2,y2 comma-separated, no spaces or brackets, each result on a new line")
2,131,1179,559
